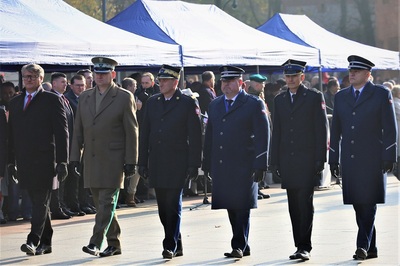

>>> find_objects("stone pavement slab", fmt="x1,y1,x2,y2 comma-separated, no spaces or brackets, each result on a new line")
0,175,399,265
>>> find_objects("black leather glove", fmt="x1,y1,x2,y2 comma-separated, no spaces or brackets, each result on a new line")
69,161,82,177
270,165,281,177
7,164,18,184
187,167,199,181
56,162,68,182
382,161,394,173
252,169,264,182
124,164,135,177
315,161,324,175
330,163,340,179
138,166,149,179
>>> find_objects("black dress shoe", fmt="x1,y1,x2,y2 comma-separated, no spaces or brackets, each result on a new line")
175,249,183,257
298,250,310,260
70,207,86,216
353,247,367,260
162,249,174,259
21,242,37,255
51,210,71,220
243,250,251,256
63,208,78,217
258,191,270,199
99,246,121,257
289,249,300,259
35,244,52,255
81,206,96,215
224,248,243,258
82,243,99,256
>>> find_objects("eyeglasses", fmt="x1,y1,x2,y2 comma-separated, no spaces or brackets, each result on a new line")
22,75,39,80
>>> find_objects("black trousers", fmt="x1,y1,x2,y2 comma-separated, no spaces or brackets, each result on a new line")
286,187,314,252
27,188,53,246
227,209,251,252
353,204,377,252
155,188,183,252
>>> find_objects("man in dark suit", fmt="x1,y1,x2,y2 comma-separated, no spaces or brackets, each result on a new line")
49,72,76,219
70,57,138,257
8,63,69,256
196,70,216,114
64,74,91,215
202,66,270,259
270,59,328,261
0,107,6,196
329,55,397,260
138,65,202,259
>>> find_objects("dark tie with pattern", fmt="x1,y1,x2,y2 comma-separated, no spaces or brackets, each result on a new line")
226,99,233,112
354,90,360,102
24,94,32,110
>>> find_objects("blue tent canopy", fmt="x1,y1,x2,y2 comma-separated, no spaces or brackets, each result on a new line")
257,13,400,71
107,0,320,71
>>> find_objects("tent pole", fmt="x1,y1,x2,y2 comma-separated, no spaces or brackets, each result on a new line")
318,67,323,92
179,68,185,89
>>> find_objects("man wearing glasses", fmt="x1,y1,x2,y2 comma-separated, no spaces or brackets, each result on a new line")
7,64,69,256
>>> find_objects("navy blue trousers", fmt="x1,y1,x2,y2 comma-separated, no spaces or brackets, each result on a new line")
227,209,251,252
353,204,377,252
155,188,183,252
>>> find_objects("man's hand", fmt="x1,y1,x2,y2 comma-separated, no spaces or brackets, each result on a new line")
69,161,81,177
269,165,281,177
7,164,18,184
56,162,68,182
138,166,149,179
124,164,135,177
252,169,264,182
382,161,394,173
187,167,199,181
315,161,324,175
330,163,340,179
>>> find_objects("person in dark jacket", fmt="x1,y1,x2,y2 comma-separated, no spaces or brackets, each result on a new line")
329,55,397,260
138,64,202,260
202,66,270,259
270,59,328,261
8,63,69,256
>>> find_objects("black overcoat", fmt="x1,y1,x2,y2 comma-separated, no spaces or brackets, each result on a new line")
7,87,69,189
138,89,202,189
271,84,328,189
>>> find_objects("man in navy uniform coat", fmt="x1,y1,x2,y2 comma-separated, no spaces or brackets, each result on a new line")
329,55,397,260
138,64,202,259
202,66,270,259
270,59,328,261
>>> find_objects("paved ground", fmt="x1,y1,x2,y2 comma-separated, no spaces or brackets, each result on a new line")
0,175,399,265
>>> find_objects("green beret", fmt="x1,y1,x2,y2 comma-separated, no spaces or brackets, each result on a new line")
249,74,267,83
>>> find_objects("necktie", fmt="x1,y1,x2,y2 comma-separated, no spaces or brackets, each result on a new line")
61,95,69,105
291,94,296,104
354,90,360,101
24,94,32,110
226,99,233,112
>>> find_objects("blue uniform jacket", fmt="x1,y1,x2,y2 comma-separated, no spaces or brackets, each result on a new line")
202,90,270,210
329,81,397,204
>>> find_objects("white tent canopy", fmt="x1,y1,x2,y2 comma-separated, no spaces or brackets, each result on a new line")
107,0,320,68
257,13,400,71
0,0,180,71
